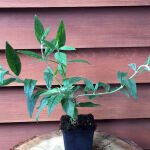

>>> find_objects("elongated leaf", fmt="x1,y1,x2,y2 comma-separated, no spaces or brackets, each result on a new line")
83,78,95,92
36,96,49,120
147,55,150,65
58,64,66,79
56,20,66,48
59,46,76,51
55,52,67,66
31,58,57,64
122,78,137,100
5,41,21,76
117,71,128,83
44,40,55,50
42,26,51,40
73,108,78,120
77,102,100,107
45,47,54,57
34,15,45,43
68,59,89,64
141,68,148,73
0,70,8,84
70,86,82,97
40,88,59,96
24,79,37,101
61,98,75,118
128,63,136,71
48,94,64,117
27,91,43,118
44,67,53,89
17,50,42,59
0,78,15,86
119,88,130,98
63,77,82,88
95,82,110,92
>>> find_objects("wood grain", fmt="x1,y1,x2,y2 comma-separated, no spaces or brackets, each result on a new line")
0,7,150,49
0,84,150,123
0,0,150,8
1,119,150,150
1,47,150,86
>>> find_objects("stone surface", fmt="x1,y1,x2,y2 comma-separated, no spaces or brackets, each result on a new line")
11,131,143,150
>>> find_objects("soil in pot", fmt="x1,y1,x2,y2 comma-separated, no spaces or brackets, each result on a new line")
60,114,96,150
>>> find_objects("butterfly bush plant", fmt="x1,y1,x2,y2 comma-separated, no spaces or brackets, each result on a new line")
1,15,150,123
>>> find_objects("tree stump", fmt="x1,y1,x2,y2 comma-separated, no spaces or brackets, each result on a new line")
11,131,143,150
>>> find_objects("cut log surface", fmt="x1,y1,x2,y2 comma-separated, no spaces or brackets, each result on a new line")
11,131,143,150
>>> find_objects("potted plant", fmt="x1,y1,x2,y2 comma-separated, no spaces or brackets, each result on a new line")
0,15,150,150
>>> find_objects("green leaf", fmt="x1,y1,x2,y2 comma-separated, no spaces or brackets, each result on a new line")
45,47,54,57
117,71,128,83
55,52,67,78
63,77,82,88
59,46,76,51
31,58,57,64
67,59,89,64
27,91,43,118
95,82,110,92
42,26,51,40
147,55,150,65
34,15,45,43
61,98,75,118
0,78,15,86
36,96,49,120
24,79,37,101
128,63,136,71
5,41,21,76
48,94,64,117
70,86,82,97
56,20,66,48
119,88,130,98
40,88,59,96
17,50,42,59
122,78,137,100
141,68,148,73
44,67,53,89
55,52,67,66
0,70,8,84
83,79,95,92
54,69,59,75
77,102,100,107
73,108,78,120
58,64,66,79
44,40,55,50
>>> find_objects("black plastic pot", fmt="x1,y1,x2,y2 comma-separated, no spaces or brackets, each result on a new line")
62,129,95,150
60,114,96,150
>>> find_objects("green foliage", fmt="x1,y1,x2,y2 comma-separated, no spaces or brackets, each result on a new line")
68,59,89,64
17,50,42,59
128,63,136,71
59,46,76,51
48,94,64,117
44,67,53,89
56,20,66,48
61,98,75,118
5,41,21,76
77,102,100,107
122,78,137,100
34,15,45,43
2,15,150,123
24,79,37,101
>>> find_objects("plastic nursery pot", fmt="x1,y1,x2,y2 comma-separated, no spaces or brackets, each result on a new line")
60,114,96,150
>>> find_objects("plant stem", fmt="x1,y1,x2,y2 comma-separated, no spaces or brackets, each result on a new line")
75,64,147,99
41,42,62,88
